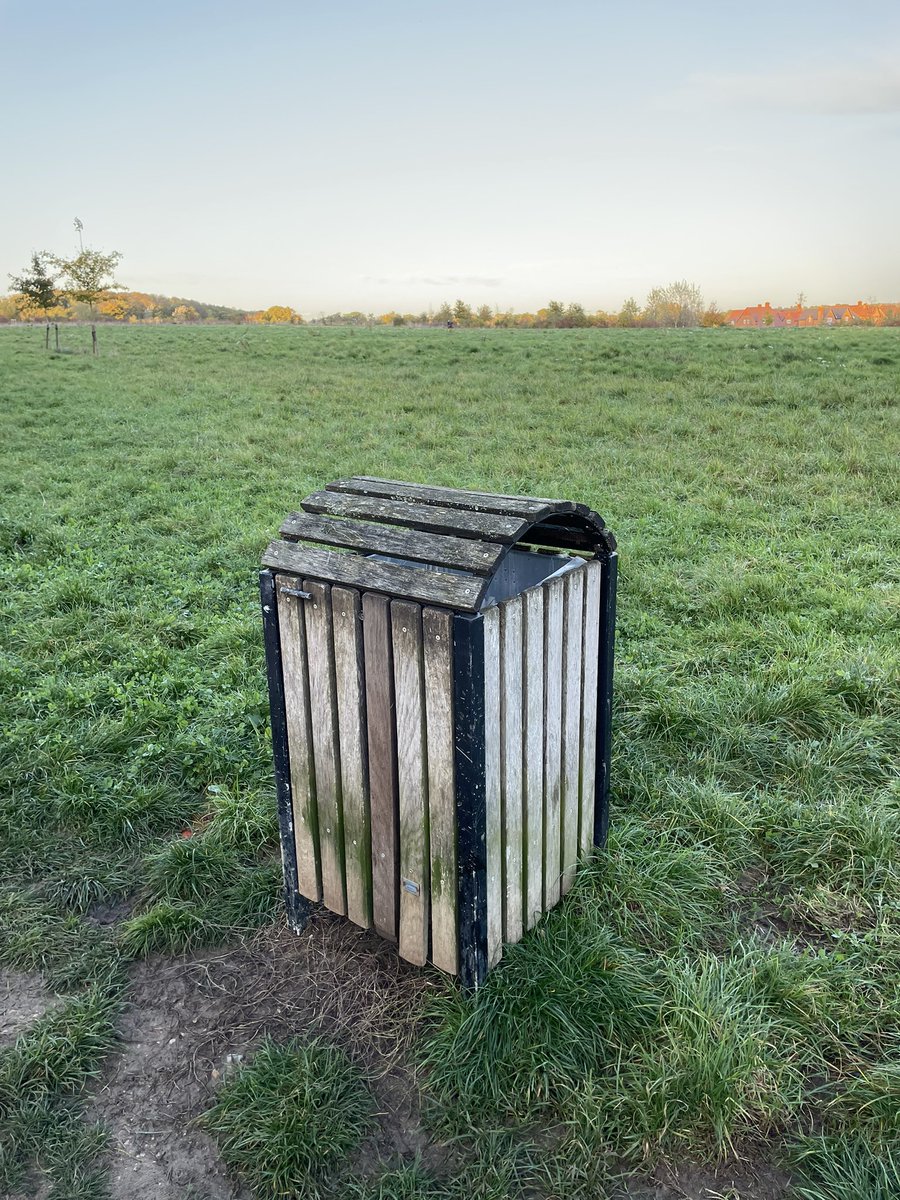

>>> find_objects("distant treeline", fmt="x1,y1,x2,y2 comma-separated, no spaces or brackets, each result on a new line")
3,285,898,329
0,290,250,324
0,288,718,328
346,294,718,328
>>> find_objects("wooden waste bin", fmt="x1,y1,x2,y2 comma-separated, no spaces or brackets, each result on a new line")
260,477,617,988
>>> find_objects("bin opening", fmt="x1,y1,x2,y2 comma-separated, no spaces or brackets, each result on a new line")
366,547,581,608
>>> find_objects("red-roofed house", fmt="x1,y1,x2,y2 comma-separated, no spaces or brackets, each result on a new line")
725,302,900,328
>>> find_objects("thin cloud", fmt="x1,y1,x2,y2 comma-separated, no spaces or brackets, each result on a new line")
365,274,503,287
674,55,900,115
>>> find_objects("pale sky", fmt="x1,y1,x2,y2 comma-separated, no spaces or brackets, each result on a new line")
2,1,898,314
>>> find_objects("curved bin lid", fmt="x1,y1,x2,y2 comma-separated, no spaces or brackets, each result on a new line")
261,476,614,613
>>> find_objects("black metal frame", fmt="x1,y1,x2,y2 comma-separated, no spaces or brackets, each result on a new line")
452,612,488,989
259,569,312,934
593,545,618,848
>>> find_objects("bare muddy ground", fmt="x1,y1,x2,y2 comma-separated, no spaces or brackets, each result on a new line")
0,968,61,1050
86,912,441,1200
621,1161,789,1199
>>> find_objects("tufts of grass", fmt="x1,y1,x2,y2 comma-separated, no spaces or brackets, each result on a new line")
29,1109,109,1200
203,783,279,849
39,853,135,914
0,986,119,1113
202,1036,371,1199
339,1130,612,1200
422,916,660,1126
0,891,122,992
424,930,851,1163
575,816,733,951
144,835,244,904
120,846,282,955
342,1160,448,1200
219,860,283,924
117,786,282,955
655,777,758,864
0,987,118,1195
753,793,900,901
565,940,834,1159
787,1134,900,1200
119,900,214,955
0,1105,110,1200
736,678,842,739
823,1060,900,1140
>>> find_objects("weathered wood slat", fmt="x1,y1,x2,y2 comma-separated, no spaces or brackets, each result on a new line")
303,579,346,915
579,561,603,856
482,605,503,968
391,601,430,966
280,512,504,576
523,587,544,930
560,569,585,895
501,595,524,943
340,475,568,505
362,593,399,942
332,587,372,929
423,608,457,974
328,476,573,520
263,540,484,612
275,576,321,901
542,577,564,909
303,490,528,543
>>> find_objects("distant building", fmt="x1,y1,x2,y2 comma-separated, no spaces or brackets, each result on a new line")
723,301,899,328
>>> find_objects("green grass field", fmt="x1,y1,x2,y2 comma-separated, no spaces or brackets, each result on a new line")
1,323,898,1199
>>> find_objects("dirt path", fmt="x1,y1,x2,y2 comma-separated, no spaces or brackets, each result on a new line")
87,912,442,1199
0,968,61,1050
621,1162,789,1199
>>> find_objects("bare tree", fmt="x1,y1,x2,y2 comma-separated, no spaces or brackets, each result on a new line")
644,280,705,327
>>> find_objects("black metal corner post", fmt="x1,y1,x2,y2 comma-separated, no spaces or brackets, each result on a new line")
260,569,312,933
452,612,488,990
593,545,618,848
